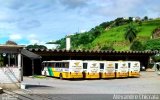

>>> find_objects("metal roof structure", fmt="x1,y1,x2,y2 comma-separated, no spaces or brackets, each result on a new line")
27,48,158,55
23,48,158,75
21,49,42,59
0,45,24,53
27,49,157,61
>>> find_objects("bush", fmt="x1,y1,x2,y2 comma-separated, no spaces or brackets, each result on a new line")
144,39,160,50
130,40,144,51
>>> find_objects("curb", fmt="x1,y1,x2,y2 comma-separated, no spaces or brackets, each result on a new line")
0,87,3,94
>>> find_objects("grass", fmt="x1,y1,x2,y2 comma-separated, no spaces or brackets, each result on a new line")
33,75,46,79
90,19,160,51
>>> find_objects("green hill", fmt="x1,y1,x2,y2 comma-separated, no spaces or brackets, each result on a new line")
92,19,160,50
49,18,160,51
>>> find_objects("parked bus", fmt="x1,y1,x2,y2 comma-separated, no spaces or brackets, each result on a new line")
99,61,115,78
41,60,83,79
83,61,100,79
127,61,140,77
115,61,128,78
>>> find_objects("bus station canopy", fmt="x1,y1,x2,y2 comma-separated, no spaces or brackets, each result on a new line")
0,45,24,53
21,49,42,59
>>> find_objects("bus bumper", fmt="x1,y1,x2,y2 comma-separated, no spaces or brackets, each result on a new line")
101,72,115,78
83,73,100,79
116,72,128,78
129,72,140,77
63,72,83,79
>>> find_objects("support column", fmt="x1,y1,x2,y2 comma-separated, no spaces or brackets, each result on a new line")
21,55,23,81
32,59,34,75
18,53,22,82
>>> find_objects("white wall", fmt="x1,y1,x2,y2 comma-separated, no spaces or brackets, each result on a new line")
0,67,20,83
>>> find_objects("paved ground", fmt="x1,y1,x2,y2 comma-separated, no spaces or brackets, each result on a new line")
20,71,160,94
1,71,160,100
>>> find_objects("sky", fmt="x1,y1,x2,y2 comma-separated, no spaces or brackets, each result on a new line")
0,0,160,45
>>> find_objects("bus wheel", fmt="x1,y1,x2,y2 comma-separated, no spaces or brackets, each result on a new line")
59,73,63,79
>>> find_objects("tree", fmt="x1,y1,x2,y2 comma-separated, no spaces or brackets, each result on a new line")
130,40,144,51
138,21,142,26
54,38,66,49
115,17,124,26
124,23,138,43
5,40,17,45
99,22,111,29
26,44,47,49
144,16,148,21
152,55,160,62
128,17,133,22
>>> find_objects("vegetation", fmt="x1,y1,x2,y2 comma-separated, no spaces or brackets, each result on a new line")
144,39,160,50
5,40,17,45
50,17,160,51
26,44,47,49
124,23,139,43
130,40,144,51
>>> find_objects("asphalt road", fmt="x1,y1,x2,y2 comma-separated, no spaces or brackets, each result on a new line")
1,71,160,100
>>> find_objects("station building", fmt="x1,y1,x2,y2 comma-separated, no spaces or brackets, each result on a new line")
23,49,157,76
0,44,157,88
0,45,23,90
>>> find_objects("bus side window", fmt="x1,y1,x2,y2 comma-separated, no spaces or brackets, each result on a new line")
50,63,52,67
55,63,59,68
65,63,69,68
100,63,104,69
61,63,65,68
83,63,87,69
128,63,131,68
51,63,55,67
48,62,52,67
115,63,118,69
46,62,49,66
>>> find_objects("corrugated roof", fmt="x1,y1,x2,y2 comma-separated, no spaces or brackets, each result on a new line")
27,49,158,54
21,49,42,59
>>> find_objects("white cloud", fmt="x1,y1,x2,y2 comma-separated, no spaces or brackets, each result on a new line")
0,0,160,45
29,39,39,44
80,29,86,33
93,0,138,16
27,34,37,39
9,34,22,41
29,39,45,45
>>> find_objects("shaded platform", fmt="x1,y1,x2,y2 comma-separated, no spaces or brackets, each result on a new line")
23,49,157,76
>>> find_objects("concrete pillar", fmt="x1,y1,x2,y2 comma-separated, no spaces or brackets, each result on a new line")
18,53,22,82
21,55,23,81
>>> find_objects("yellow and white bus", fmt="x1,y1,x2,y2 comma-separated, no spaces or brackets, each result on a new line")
83,61,100,79
127,61,140,77
99,61,116,78
41,60,83,79
115,61,128,78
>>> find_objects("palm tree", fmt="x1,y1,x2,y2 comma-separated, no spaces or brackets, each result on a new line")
124,23,138,43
